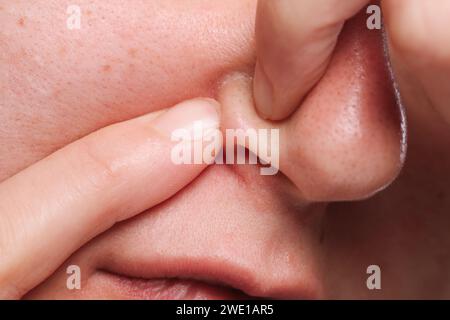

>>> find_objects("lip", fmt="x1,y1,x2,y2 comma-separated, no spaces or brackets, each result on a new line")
96,270,255,300
98,254,320,300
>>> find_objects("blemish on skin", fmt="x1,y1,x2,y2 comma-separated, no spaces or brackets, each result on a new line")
102,64,112,72
128,48,138,58
18,48,28,58
18,17,25,27
53,89,62,99
59,47,67,56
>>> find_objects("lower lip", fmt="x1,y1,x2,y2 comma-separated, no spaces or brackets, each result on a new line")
97,271,253,300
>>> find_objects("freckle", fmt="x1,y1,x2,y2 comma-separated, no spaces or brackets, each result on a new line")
59,47,67,56
19,48,28,58
86,10,92,16
102,64,112,72
128,48,138,58
53,89,62,99
18,17,25,27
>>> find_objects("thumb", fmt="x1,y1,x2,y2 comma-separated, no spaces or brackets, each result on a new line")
253,0,370,120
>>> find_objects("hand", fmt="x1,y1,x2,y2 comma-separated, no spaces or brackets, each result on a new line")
0,98,221,299
254,0,450,129
382,0,450,126
253,0,370,120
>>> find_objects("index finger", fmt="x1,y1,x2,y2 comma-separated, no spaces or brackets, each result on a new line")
0,99,221,298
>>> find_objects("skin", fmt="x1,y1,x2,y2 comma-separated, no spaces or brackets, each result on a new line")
1,0,450,299
254,0,370,120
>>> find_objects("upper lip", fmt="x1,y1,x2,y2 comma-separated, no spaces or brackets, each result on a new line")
92,165,322,300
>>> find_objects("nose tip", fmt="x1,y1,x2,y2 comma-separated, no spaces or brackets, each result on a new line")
282,13,406,202
216,11,406,203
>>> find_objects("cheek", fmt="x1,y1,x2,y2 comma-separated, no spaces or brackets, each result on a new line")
0,0,256,179
4,0,254,113
284,14,406,201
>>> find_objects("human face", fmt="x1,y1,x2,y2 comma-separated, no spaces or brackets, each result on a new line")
2,0,449,299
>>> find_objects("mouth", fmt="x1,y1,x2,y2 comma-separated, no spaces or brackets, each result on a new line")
97,254,320,300
95,270,255,300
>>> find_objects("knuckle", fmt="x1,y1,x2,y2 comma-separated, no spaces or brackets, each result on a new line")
70,135,122,189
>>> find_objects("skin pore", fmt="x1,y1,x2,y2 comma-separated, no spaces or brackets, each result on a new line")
1,0,450,299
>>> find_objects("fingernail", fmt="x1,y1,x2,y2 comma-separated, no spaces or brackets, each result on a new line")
253,62,274,119
152,98,221,139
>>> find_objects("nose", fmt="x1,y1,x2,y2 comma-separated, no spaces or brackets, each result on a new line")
218,11,406,202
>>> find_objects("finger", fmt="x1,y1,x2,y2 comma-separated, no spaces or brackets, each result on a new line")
382,0,450,124
253,0,370,120
0,98,221,298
